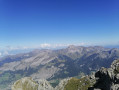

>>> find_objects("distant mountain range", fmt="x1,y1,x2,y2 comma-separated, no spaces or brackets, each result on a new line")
0,45,119,89
0,49,33,57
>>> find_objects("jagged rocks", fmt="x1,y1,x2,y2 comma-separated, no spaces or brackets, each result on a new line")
111,60,119,74
11,77,39,90
55,78,71,90
38,79,54,90
11,77,72,90
11,77,54,90
90,59,119,90
11,77,71,90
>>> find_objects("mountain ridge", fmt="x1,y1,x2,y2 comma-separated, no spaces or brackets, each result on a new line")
0,46,119,89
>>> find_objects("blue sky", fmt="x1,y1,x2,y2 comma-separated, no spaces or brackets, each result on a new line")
0,0,119,49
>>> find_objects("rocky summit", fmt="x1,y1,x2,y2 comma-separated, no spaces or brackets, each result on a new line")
89,59,119,90
11,77,70,90
11,59,119,90
12,77,38,90
12,77,54,90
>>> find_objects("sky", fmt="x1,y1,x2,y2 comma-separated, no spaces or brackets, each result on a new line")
0,0,119,51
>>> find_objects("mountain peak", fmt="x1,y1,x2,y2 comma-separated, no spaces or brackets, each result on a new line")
67,45,76,49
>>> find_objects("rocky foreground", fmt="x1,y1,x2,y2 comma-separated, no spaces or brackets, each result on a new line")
11,59,119,90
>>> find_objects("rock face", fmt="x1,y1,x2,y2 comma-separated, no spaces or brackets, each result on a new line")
11,77,71,90
12,77,54,90
11,77,39,90
55,78,71,90
38,79,54,90
89,59,119,90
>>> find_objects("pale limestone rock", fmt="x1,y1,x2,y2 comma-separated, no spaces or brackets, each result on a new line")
11,77,38,90
55,78,71,90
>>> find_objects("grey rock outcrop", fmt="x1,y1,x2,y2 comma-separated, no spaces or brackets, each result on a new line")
55,78,71,90
11,77,54,90
11,77,39,90
90,59,119,90
11,77,72,90
38,79,54,90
